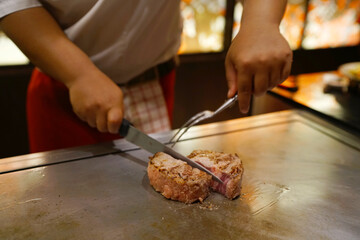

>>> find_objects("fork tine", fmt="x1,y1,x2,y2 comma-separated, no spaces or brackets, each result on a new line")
171,114,208,147
169,111,207,143
170,94,239,147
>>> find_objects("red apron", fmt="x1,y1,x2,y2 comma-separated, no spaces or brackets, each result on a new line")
27,68,175,153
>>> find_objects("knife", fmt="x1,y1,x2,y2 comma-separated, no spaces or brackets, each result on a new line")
119,119,223,183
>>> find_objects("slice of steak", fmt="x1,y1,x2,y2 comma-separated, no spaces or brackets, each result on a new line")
188,150,244,199
147,152,212,204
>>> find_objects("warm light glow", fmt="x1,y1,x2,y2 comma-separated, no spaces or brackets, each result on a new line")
233,0,360,50
179,0,226,54
302,0,360,49
280,0,307,50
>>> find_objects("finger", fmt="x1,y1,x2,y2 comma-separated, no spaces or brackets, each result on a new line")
269,67,281,90
87,117,96,128
225,57,238,98
237,71,253,114
253,70,269,96
75,106,97,128
281,54,293,82
96,111,108,133
73,110,87,123
107,107,123,134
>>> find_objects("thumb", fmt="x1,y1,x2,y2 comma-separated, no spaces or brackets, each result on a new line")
107,107,123,134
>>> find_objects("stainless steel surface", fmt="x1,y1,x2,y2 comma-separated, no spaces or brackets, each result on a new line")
170,93,238,146
0,130,171,174
125,125,222,183
1,110,360,239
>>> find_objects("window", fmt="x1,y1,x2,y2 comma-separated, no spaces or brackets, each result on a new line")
179,0,227,54
302,0,360,49
232,0,360,50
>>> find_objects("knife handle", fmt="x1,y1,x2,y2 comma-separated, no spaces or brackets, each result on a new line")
119,118,131,137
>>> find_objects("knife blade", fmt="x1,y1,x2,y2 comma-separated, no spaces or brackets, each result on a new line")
119,119,223,183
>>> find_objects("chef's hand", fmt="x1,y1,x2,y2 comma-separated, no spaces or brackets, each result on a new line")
68,70,124,134
0,7,124,134
225,0,292,114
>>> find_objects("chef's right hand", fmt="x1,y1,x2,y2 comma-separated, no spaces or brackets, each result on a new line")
68,70,124,134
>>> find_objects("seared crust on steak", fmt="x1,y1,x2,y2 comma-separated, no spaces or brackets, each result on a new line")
188,150,244,199
148,152,212,203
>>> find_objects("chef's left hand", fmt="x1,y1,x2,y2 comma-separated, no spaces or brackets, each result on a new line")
225,23,292,114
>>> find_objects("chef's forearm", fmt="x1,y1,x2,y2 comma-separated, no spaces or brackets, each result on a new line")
240,0,287,29
0,7,99,88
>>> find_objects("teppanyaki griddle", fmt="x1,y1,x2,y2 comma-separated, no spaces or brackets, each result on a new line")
0,110,359,239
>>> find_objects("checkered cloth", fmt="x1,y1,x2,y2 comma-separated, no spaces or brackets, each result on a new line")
121,78,171,134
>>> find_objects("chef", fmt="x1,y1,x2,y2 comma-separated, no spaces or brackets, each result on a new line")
0,0,292,153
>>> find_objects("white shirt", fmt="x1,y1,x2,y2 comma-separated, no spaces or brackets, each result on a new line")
0,0,182,83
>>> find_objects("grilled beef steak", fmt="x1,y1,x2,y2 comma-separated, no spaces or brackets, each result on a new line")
148,150,243,203
147,152,212,203
188,150,244,199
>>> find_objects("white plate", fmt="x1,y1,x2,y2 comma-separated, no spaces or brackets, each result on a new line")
339,62,360,81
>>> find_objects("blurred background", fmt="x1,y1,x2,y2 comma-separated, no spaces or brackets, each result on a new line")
0,0,359,158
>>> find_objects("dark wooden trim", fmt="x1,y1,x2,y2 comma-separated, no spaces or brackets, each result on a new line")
0,63,33,77
291,45,360,75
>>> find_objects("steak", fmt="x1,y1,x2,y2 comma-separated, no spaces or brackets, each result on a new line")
147,152,212,203
188,150,244,199
147,150,244,203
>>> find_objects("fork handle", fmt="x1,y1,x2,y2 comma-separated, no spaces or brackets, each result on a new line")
214,93,238,115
